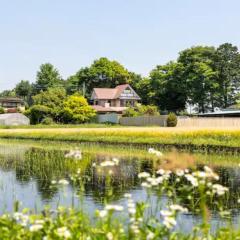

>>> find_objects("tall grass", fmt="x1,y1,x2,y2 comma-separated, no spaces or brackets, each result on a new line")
0,128,240,151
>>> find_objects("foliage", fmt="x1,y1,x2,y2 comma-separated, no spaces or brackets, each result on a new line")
15,80,32,100
33,63,63,94
32,87,66,122
214,43,240,108
25,105,51,124
68,57,131,97
41,117,54,125
149,61,187,112
167,112,178,127
0,152,234,239
123,104,159,117
0,107,5,114
63,94,96,123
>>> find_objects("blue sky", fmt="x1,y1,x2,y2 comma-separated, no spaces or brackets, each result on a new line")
0,0,240,91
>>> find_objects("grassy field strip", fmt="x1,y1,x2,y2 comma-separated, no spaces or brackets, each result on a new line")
0,128,240,151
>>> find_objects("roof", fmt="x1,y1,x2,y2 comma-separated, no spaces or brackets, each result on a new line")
91,84,141,100
0,113,29,120
197,110,240,117
92,105,127,113
0,97,24,103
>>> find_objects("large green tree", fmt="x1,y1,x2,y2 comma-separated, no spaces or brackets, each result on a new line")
67,57,131,97
33,63,63,94
149,62,187,112
177,46,218,112
15,80,32,101
32,87,66,122
214,43,240,108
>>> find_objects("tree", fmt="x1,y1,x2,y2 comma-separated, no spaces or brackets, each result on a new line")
32,87,67,122
149,62,187,112
177,46,218,112
0,89,16,97
25,105,51,124
63,94,96,123
33,63,63,94
15,80,32,101
71,57,131,98
214,43,240,108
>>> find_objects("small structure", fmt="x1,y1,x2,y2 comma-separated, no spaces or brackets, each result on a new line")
91,84,141,114
0,113,30,126
0,97,25,113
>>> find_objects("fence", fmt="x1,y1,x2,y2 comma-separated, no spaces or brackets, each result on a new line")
97,113,121,124
119,116,168,126
177,117,240,128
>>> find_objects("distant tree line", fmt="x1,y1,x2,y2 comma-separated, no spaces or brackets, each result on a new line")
1,42,240,114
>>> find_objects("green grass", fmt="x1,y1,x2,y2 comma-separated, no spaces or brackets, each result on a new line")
0,127,240,152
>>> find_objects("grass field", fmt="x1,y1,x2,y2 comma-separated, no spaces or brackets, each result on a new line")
0,127,240,152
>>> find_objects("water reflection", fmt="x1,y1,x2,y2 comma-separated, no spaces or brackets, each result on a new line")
0,143,240,231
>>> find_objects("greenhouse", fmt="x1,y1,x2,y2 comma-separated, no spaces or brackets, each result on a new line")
0,113,30,126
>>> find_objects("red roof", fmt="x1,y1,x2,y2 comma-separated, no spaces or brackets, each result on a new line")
91,84,140,100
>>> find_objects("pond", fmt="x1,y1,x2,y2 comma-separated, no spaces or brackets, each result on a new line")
0,140,240,233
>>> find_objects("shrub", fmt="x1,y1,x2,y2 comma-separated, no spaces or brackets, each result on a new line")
41,117,54,125
123,104,159,117
63,94,96,124
25,105,51,124
0,107,5,114
167,112,178,127
122,107,138,117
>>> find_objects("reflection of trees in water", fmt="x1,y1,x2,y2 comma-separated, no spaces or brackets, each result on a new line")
74,154,154,203
0,146,155,203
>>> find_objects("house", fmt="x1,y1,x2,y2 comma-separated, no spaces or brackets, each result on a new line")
91,84,141,114
0,97,25,113
0,113,30,126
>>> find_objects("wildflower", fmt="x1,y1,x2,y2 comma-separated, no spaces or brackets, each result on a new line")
128,207,136,214
65,149,82,159
176,169,184,177
148,148,163,157
51,180,57,184
124,193,132,198
100,161,115,167
29,224,43,232
160,210,172,217
92,162,96,167
138,172,150,178
157,169,165,175
185,174,198,187
105,204,124,211
170,204,188,213
212,184,228,196
112,158,119,165
56,227,71,239
106,232,113,240
58,179,69,185
98,210,108,218
163,216,176,229
147,231,155,240
141,182,151,188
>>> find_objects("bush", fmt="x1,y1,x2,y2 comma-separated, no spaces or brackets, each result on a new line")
41,117,54,125
123,104,159,117
63,94,96,124
167,112,178,127
0,107,5,114
122,107,138,117
25,105,51,124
